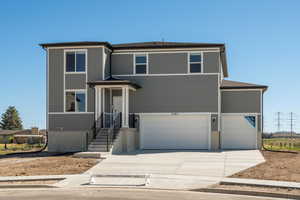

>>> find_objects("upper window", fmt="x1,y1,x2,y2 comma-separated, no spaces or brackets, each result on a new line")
66,51,86,72
134,54,147,74
189,53,202,73
65,91,86,112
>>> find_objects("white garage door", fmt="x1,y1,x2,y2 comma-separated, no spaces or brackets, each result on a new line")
221,114,257,149
140,114,209,149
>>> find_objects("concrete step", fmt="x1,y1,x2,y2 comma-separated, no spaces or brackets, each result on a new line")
88,146,111,150
88,148,110,152
90,141,108,145
73,152,101,158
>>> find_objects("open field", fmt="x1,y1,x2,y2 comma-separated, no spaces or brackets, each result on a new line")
0,152,99,176
0,144,44,155
231,150,300,182
263,138,300,151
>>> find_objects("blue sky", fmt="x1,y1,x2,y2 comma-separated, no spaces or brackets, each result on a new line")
0,0,299,132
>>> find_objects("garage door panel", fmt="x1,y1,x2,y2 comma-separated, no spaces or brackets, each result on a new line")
221,115,257,149
140,115,209,150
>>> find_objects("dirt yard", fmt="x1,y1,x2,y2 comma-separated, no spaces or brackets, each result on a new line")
0,152,99,176
231,150,300,182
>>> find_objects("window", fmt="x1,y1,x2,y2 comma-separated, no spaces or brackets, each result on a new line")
245,116,256,128
189,53,202,73
65,91,86,112
135,54,147,74
66,51,86,72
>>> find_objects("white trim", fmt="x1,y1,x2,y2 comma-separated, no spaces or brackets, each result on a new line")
218,73,221,132
64,49,87,74
209,113,212,150
122,87,126,127
113,48,221,53
94,85,137,91
187,52,204,74
136,112,217,116
95,87,98,120
102,47,105,80
113,73,219,77
46,49,49,130
47,45,107,50
221,89,264,92
63,49,88,113
49,112,94,114
221,113,260,116
133,53,148,75
65,90,87,113
65,89,86,92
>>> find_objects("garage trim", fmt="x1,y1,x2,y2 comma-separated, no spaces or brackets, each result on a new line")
139,112,212,150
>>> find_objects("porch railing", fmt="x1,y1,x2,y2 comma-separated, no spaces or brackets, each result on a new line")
106,112,122,151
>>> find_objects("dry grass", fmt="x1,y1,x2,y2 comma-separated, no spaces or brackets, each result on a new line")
0,153,99,176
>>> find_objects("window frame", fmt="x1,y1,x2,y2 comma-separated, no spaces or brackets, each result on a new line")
64,49,87,74
188,52,203,74
133,53,148,75
64,89,87,113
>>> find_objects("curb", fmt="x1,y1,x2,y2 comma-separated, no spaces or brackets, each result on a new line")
0,178,65,183
191,188,300,200
220,180,300,190
0,184,58,189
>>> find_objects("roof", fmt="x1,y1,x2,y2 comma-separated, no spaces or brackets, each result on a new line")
87,77,141,89
221,80,268,90
39,41,228,77
39,41,112,49
112,41,225,49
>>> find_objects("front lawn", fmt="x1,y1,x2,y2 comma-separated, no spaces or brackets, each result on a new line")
231,150,300,182
0,143,44,155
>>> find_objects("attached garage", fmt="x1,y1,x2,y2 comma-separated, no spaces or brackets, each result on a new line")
140,114,210,150
221,114,257,149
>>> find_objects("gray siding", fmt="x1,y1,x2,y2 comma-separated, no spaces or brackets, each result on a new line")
149,53,187,74
203,52,220,73
122,75,219,113
49,114,94,131
104,48,111,78
221,91,261,113
65,74,86,89
88,48,103,81
49,49,64,112
111,51,220,75
111,54,133,75
87,87,94,112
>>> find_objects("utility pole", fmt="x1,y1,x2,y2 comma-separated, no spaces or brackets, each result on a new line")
287,112,296,138
275,112,282,132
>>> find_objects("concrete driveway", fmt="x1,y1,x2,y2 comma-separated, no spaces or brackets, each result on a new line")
81,150,265,189
87,150,264,177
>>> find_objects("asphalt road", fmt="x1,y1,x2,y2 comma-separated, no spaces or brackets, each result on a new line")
0,188,284,200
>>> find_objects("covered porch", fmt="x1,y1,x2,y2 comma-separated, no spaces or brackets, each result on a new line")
88,78,141,128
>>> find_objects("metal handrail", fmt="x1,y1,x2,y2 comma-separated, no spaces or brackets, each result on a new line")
106,112,121,151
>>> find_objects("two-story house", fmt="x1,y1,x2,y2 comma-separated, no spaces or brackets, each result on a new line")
40,41,267,152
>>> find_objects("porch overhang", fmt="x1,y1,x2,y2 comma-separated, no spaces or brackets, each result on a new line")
87,80,141,90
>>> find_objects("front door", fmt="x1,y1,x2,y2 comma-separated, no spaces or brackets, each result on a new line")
112,96,122,114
